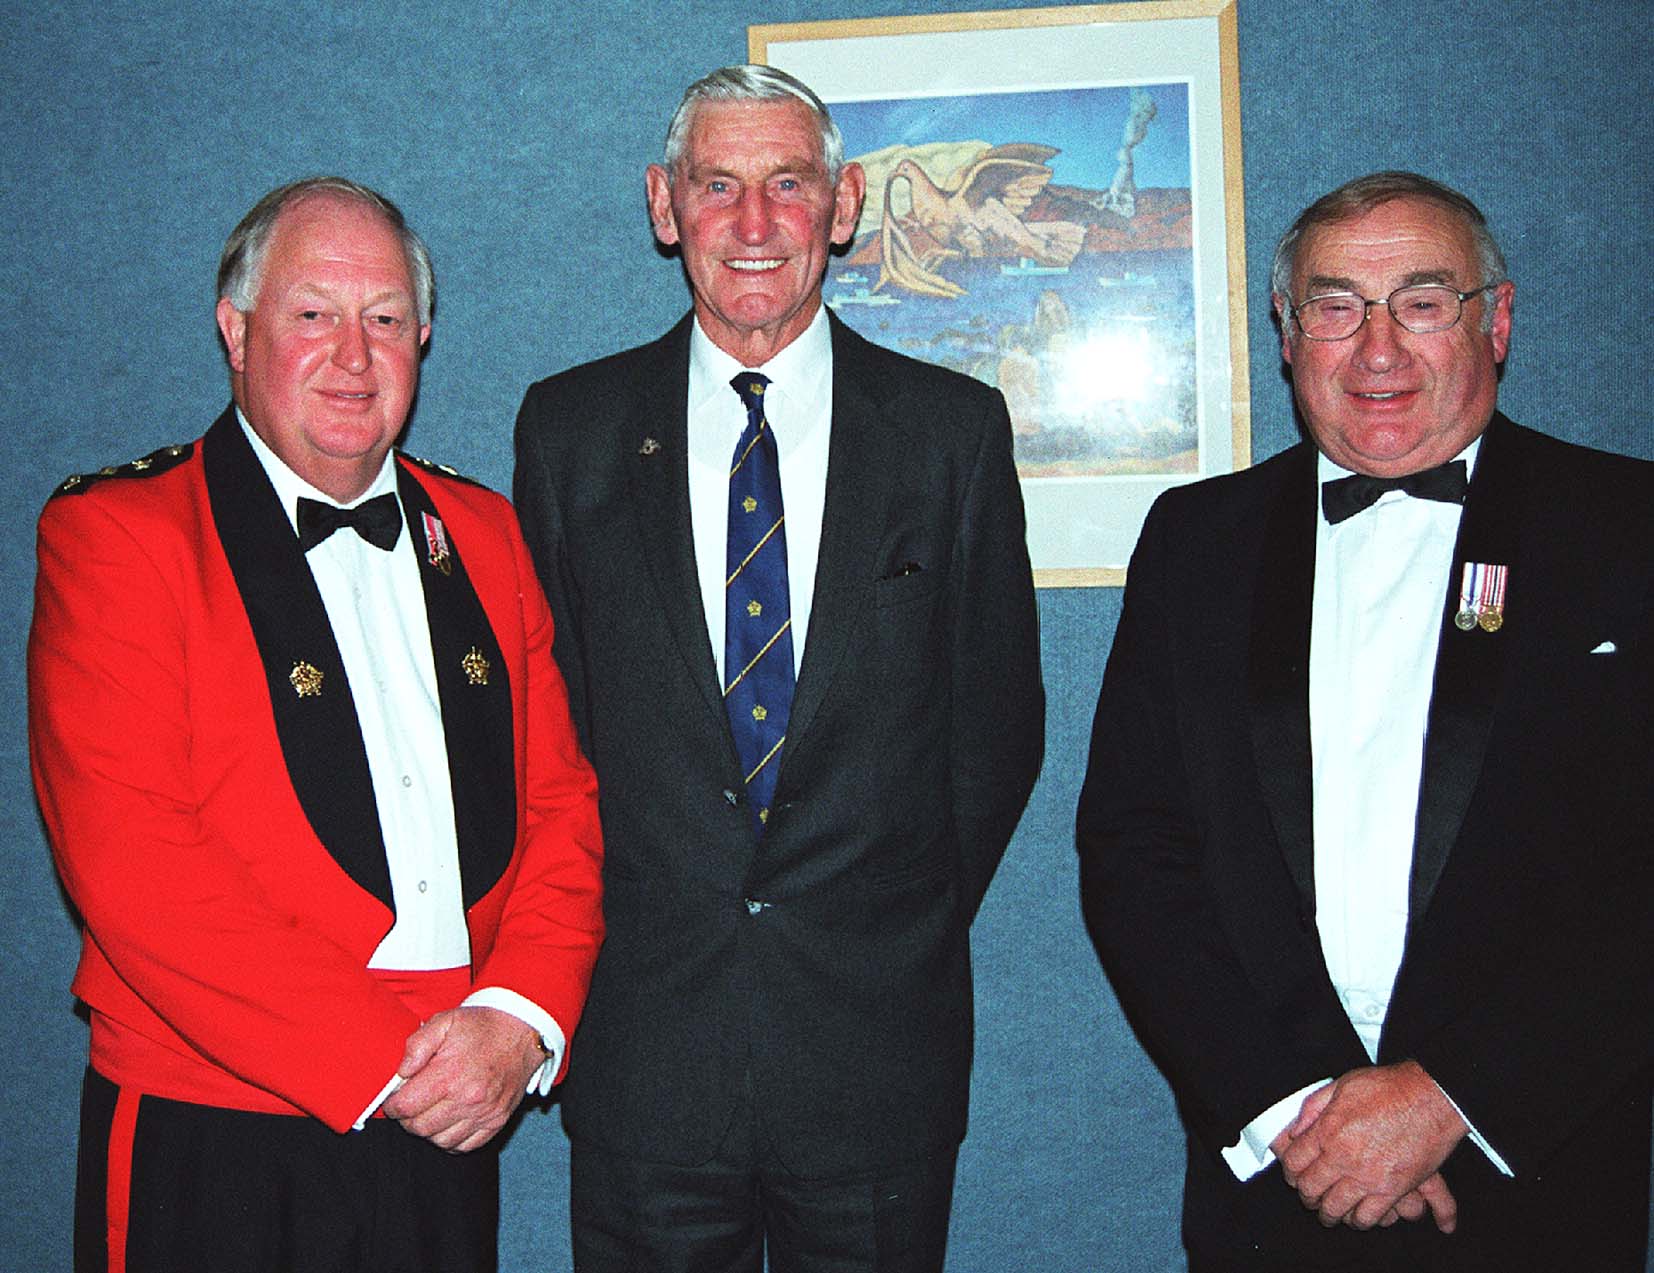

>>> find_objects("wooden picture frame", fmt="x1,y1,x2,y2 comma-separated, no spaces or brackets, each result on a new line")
752,1,1250,586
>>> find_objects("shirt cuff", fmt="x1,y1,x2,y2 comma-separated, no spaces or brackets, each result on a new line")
1430,1078,1513,1177
1221,1079,1332,1181
353,1072,404,1131
463,986,567,1097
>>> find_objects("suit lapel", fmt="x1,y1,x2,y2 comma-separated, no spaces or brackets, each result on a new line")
625,316,730,732
782,317,898,759
1407,414,1523,921
396,466,517,908
1248,445,1319,914
203,410,393,910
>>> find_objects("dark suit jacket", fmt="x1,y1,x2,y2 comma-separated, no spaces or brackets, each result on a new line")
1077,414,1651,1269
514,312,1044,1176
29,410,605,1131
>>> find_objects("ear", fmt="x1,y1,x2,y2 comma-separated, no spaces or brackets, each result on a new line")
216,297,249,372
1273,293,1293,365
645,165,679,246
830,162,867,246
1487,280,1514,364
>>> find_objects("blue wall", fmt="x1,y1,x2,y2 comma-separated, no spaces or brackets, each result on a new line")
3,2,1648,1268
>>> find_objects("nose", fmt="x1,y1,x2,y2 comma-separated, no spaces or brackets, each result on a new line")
1350,301,1409,372
332,317,370,374
734,186,774,245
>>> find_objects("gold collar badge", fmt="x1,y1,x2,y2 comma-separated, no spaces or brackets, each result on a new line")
289,661,323,697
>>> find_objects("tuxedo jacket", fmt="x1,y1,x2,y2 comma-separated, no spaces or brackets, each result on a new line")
513,312,1044,1176
29,409,605,1134
1077,414,1652,1268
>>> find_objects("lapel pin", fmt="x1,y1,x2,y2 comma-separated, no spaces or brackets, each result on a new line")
289,661,323,697
461,646,490,686
1455,562,1508,633
639,437,661,456
421,510,453,576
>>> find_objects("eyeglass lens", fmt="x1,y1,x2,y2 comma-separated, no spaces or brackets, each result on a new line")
1296,285,1467,339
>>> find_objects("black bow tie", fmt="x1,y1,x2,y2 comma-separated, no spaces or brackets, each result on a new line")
296,493,403,552
1321,459,1468,525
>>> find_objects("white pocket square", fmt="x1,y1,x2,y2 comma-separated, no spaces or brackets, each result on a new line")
1590,641,1617,654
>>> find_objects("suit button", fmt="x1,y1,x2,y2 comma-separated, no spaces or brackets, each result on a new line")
723,788,740,806
743,898,770,916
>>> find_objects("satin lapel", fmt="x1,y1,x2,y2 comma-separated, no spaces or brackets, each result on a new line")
782,319,896,759
397,466,516,908
1248,445,1319,914
626,317,728,727
1408,414,1523,921
202,410,393,910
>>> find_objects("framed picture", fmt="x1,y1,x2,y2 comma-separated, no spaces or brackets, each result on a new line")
751,0,1250,586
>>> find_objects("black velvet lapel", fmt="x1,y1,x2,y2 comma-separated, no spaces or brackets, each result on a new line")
1407,413,1522,922
202,410,393,910
627,317,731,740
1248,445,1320,915
396,465,516,908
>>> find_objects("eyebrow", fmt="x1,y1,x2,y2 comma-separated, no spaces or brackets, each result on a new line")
1304,268,1459,294
287,282,414,307
686,157,825,182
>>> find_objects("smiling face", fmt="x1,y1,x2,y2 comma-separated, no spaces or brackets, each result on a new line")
216,193,429,501
1276,196,1513,477
646,97,865,366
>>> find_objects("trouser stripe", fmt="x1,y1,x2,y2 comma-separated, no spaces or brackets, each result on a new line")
105,1087,140,1273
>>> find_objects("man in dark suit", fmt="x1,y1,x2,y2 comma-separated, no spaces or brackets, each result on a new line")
30,177,605,1271
1077,171,1651,1271
513,65,1043,1273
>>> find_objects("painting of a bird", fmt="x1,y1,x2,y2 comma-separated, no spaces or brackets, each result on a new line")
874,143,1088,299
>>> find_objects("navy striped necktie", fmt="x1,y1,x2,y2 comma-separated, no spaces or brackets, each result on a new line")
724,371,795,835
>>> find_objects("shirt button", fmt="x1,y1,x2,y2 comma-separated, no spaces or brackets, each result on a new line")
401,775,412,788
418,880,428,894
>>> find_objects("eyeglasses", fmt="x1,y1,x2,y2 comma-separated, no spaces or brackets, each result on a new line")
1288,283,1503,342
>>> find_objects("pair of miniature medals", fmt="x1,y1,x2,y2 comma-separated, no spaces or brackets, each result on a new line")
1455,561,1507,632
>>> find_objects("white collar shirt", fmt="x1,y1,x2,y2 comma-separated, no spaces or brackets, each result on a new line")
238,413,469,971
1309,436,1481,1059
687,306,833,682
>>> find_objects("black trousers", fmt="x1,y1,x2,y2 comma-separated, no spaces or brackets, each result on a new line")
75,1067,498,1273
570,1092,957,1273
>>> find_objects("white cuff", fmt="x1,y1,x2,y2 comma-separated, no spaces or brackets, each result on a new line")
352,1072,404,1131
462,986,567,1097
1431,1079,1513,1177
1221,1079,1332,1180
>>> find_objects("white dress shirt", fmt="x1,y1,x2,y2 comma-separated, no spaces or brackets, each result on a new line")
1224,439,1509,1180
238,416,561,1119
687,307,833,681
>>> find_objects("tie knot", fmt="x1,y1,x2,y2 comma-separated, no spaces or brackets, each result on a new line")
731,371,771,413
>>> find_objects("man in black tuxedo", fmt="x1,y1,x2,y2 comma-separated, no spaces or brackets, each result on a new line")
1077,172,1650,1271
513,65,1043,1272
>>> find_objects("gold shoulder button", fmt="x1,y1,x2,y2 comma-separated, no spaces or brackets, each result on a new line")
51,441,195,498
398,451,486,489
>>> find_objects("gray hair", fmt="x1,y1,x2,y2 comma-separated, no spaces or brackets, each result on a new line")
662,64,844,183
217,176,434,324
1271,171,1507,332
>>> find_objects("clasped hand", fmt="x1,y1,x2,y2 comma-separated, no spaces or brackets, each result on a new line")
381,1005,545,1153
1268,1060,1467,1233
